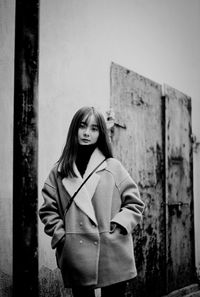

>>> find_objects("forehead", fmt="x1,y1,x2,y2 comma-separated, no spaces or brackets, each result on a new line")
82,114,98,125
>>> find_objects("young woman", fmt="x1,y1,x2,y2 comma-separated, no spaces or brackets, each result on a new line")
39,106,145,297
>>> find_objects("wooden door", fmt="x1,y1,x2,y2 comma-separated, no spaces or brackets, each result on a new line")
110,62,195,296
164,84,196,293
110,62,166,297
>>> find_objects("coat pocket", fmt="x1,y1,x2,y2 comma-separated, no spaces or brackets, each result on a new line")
59,233,100,285
101,231,135,274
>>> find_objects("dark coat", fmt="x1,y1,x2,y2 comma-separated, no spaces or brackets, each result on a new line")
39,149,145,288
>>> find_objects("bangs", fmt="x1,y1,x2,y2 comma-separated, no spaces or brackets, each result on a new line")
81,108,100,127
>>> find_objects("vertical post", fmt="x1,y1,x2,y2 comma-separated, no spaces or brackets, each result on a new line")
13,1,39,296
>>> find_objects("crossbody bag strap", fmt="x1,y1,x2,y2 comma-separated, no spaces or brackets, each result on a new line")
63,158,107,218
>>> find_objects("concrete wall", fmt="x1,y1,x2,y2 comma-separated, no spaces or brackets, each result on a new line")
38,0,200,281
0,0,15,295
1,0,200,296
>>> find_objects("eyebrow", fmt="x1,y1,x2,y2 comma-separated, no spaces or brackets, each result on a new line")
81,121,98,128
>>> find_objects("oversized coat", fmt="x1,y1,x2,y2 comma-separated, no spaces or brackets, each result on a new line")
39,149,145,288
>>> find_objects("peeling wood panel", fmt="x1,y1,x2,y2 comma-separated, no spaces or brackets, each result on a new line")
110,62,166,297
164,84,196,293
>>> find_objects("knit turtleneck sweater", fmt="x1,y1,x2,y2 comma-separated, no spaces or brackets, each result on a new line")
75,144,97,177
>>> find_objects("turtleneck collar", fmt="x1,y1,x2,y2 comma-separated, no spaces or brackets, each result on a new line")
76,144,97,176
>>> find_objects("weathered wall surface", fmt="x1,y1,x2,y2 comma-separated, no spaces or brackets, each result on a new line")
110,63,166,296
164,84,195,292
38,1,109,295
38,4,200,290
0,0,15,296
0,1,199,296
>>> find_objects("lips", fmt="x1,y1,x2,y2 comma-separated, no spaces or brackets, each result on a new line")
81,139,90,143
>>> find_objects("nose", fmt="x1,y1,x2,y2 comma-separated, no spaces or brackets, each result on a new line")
83,127,90,136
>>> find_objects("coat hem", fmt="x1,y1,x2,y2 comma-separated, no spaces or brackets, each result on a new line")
63,272,137,289
94,272,137,288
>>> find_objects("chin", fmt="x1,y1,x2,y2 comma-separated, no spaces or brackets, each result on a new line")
80,142,91,145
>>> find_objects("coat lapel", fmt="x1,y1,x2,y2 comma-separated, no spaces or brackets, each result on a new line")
61,149,107,225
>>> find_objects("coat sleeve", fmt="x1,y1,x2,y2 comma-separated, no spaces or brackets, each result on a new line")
39,172,65,249
111,166,145,234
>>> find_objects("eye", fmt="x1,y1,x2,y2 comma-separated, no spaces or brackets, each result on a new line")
79,122,86,128
91,126,99,132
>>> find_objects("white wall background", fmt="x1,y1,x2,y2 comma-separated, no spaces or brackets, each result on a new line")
0,0,15,283
39,0,200,275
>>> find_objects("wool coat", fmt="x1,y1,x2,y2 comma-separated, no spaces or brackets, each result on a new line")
39,149,145,288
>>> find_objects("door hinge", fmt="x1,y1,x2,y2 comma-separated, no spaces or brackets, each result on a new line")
191,134,200,153
106,109,126,130
162,201,189,212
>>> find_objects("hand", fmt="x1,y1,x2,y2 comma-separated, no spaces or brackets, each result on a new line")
110,223,119,234
110,223,127,235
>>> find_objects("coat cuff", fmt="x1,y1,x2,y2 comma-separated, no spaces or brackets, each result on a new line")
111,209,141,234
51,228,65,249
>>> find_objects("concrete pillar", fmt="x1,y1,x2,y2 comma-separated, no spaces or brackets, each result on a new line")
13,1,39,296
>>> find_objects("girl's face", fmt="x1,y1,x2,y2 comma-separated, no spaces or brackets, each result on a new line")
78,114,100,145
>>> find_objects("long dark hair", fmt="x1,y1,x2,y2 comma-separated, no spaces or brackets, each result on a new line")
58,106,113,177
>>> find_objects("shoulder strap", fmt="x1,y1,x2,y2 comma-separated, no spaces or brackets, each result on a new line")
63,158,107,217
